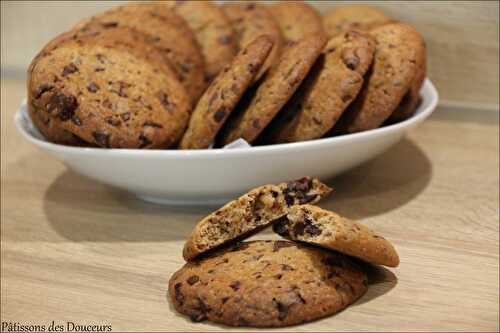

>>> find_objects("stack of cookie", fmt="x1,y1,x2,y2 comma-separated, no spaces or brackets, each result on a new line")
169,177,399,327
27,1,426,149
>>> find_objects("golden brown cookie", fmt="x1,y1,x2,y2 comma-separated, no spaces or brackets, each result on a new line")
73,3,206,104
163,0,238,83
323,5,392,38
170,240,367,327
223,2,283,81
28,29,191,148
269,1,325,42
273,205,400,267
179,36,273,149
219,35,327,145
387,41,427,123
334,23,425,133
183,177,332,261
265,30,376,143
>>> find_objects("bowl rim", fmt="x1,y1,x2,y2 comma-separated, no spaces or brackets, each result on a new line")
15,79,438,159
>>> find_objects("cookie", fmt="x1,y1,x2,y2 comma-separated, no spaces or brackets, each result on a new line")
269,1,325,43
334,23,425,133
219,35,327,145
183,177,332,261
273,205,400,267
323,5,392,38
28,28,191,149
387,41,427,123
266,30,376,143
178,36,273,149
163,0,237,82
223,2,283,81
73,3,206,104
170,240,367,327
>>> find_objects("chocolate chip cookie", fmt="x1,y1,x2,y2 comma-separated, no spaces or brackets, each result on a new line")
387,40,427,123
273,205,400,267
163,0,237,83
269,1,325,43
219,35,327,145
334,23,425,133
323,5,392,38
183,177,332,261
223,2,283,81
74,3,206,104
178,36,273,149
170,240,367,327
28,29,191,148
266,30,376,143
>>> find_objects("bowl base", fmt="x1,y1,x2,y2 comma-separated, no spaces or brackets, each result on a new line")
135,194,228,206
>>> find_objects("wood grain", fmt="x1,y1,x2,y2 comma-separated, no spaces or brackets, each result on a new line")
1,80,499,331
1,1,499,110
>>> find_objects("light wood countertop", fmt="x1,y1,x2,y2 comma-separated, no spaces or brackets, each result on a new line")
1,79,499,332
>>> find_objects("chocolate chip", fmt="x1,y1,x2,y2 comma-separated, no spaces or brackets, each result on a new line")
246,63,256,74
221,296,230,304
174,282,184,305
143,121,163,128
293,222,306,236
342,48,360,70
305,223,322,236
62,63,78,77
287,177,313,193
47,93,78,121
207,269,215,274
187,275,199,285
272,240,294,252
275,274,283,280
110,81,130,97
96,53,107,64
94,67,105,72
105,116,121,127
35,84,53,99
275,301,289,320
270,190,279,198
215,258,229,266
284,193,294,207
230,281,241,291
87,82,99,93
252,119,260,129
245,3,256,10
341,94,352,103
281,264,294,271
138,132,152,148
218,35,232,45
120,112,130,122
298,193,317,204
213,107,226,122
101,21,118,28
158,92,175,113
71,115,82,126
190,297,210,322
272,216,290,237
92,131,110,147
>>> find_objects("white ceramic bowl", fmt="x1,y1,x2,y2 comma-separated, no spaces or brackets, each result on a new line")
16,79,438,205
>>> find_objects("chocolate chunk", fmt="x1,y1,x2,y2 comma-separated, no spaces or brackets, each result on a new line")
275,301,289,320
187,275,200,285
87,82,99,93
293,222,306,236
47,93,78,121
304,222,322,237
143,121,163,128
96,53,107,64
272,240,294,252
275,274,283,280
62,63,78,77
213,107,226,122
272,216,290,237
92,131,110,147
190,297,210,322
298,193,317,204
221,296,230,304
35,84,53,99
283,192,294,207
158,92,175,113
270,190,279,198
342,48,360,70
230,281,241,291
101,21,118,28
94,67,105,72
120,112,130,122
218,35,232,45
71,115,82,126
105,116,121,127
246,63,256,74
174,282,185,305
138,132,152,148
287,177,313,193
111,81,130,98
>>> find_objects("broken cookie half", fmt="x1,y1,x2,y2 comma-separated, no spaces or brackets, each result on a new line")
183,177,333,261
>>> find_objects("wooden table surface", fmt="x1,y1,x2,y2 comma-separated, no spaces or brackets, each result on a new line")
1,79,499,332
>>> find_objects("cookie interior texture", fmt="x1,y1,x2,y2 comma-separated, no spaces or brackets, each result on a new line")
170,240,368,327
273,204,400,267
182,177,332,260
